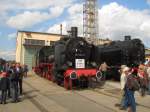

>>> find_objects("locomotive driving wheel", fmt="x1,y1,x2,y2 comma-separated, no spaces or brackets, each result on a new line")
88,71,106,88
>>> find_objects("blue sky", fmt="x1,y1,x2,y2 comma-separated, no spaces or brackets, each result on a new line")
0,0,150,60
100,0,149,9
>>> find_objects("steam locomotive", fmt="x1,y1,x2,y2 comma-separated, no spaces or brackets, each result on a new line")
33,27,145,89
95,36,145,80
97,36,145,66
34,27,101,89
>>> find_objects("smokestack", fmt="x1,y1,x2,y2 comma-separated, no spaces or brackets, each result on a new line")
124,35,131,41
71,27,78,38
60,24,62,35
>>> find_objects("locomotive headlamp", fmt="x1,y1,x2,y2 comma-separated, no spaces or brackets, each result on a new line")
70,71,77,79
96,71,103,80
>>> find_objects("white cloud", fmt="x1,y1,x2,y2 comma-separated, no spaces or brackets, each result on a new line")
47,21,68,34
1,0,74,29
8,33,16,40
16,0,54,9
7,11,51,29
47,2,150,47
0,50,15,60
47,3,83,36
140,20,150,34
0,0,72,11
6,6,65,29
99,2,150,44
68,4,83,15
49,6,64,18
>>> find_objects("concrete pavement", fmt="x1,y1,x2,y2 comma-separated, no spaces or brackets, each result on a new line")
0,74,150,112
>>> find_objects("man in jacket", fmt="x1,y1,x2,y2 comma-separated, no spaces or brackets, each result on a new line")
16,64,23,95
10,64,19,103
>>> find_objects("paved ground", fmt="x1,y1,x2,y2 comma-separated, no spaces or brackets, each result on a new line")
0,73,150,112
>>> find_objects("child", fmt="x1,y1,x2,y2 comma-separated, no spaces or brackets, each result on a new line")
0,72,9,104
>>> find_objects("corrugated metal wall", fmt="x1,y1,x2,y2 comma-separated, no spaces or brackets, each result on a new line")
24,46,41,71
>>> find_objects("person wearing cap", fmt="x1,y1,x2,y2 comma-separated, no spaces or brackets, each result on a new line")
123,67,136,112
0,72,9,104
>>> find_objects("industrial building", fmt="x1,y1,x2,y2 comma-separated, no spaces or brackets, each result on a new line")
16,31,61,70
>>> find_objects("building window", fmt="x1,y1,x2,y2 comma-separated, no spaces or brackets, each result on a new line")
50,41,55,46
24,39,45,46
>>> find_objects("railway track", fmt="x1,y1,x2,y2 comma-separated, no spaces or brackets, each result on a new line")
24,80,117,112
73,91,117,112
88,84,150,110
23,78,150,112
23,81,51,112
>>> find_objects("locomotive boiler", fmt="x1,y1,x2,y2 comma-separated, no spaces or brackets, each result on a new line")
95,36,145,80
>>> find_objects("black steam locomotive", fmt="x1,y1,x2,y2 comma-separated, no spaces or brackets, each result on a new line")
96,36,145,66
52,27,99,89
33,27,145,89
34,27,99,89
54,27,92,70
95,36,145,80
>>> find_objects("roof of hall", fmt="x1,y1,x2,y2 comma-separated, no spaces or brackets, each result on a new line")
18,30,66,36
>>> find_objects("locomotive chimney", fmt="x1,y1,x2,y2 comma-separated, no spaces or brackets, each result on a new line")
71,27,78,38
124,35,131,41
60,24,62,35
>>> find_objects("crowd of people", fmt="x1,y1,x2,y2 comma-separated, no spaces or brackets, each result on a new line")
114,61,150,112
0,63,28,104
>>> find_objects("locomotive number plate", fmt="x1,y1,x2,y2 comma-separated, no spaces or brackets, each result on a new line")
75,59,85,69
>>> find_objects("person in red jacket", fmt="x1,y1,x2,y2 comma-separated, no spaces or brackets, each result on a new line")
0,72,9,104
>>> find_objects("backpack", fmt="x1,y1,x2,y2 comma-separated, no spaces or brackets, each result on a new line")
127,75,140,91
131,78,140,91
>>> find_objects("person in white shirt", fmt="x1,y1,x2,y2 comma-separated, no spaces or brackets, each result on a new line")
119,66,130,110
115,65,127,109
120,66,128,90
